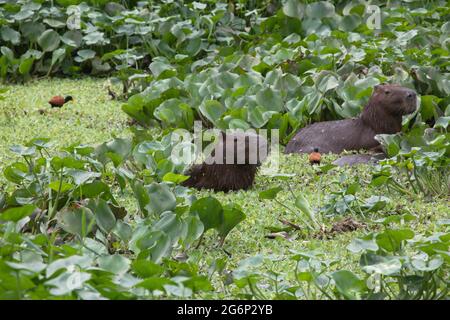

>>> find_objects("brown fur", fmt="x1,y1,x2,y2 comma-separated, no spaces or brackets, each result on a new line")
182,131,268,192
285,85,417,154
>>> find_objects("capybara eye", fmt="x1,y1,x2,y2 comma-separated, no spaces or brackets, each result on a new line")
384,90,390,95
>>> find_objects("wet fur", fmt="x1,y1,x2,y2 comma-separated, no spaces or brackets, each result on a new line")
182,132,268,192
285,85,417,154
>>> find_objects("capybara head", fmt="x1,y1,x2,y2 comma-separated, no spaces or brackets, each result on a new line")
361,84,417,134
371,84,417,115
182,131,269,192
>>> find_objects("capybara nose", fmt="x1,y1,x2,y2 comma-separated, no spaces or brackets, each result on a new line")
406,91,416,99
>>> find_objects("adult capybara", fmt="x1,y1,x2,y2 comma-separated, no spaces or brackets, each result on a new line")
285,84,417,154
182,131,268,192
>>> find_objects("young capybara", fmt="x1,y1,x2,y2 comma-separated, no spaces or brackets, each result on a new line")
285,84,417,154
182,131,269,192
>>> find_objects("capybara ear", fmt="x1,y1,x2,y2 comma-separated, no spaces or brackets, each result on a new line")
374,84,381,91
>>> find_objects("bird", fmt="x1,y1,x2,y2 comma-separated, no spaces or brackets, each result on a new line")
308,147,321,165
48,95,74,108
107,86,117,100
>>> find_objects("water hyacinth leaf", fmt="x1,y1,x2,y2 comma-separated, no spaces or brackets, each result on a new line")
306,1,335,19
43,19,66,28
48,181,74,193
20,22,45,42
199,100,227,124
411,255,444,272
162,172,189,184
283,0,304,19
19,58,34,75
360,253,402,276
183,215,204,247
434,116,450,129
217,204,246,245
45,271,91,296
57,207,96,237
131,260,164,278
113,220,133,243
332,270,366,300
0,204,36,222
256,87,283,112
88,199,116,233
190,197,223,231
362,196,390,212
138,231,172,263
61,30,83,47
98,255,130,275
67,170,101,186
10,145,36,156
347,238,379,253
1,26,20,44
145,183,177,216
136,277,175,292
295,194,318,226
3,162,28,184
73,181,110,199
259,187,282,200
132,181,150,216
152,212,183,242
51,48,66,66
149,57,176,78
75,49,96,62
38,30,61,52
376,229,415,252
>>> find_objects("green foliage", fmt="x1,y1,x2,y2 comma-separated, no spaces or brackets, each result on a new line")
372,123,450,198
0,0,449,301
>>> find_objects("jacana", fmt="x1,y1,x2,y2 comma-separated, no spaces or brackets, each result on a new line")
48,95,74,108
309,147,321,165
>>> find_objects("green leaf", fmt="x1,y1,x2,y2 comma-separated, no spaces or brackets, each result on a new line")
149,57,176,79
376,229,415,253
258,187,282,200
132,259,164,278
67,169,101,186
56,207,96,237
199,100,227,124
217,204,246,245
162,172,189,184
88,199,116,233
145,183,177,216
38,30,61,52
98,255,130,275
189,197,223,231
256,87,283,112
48,180,74,193
1,26,20,45
61,30,83,47
75,49,96,63
3,162,28,184
347,238,379,253
360,253,402,276
183,215,204,247
295,194,317,226
434,116,450,129
21,22,45,42
283,0,304,19
136,277,175,292
51,48,66,66
332,270,366,300
0,204,36,222
19,58,34,75
306,1,335,19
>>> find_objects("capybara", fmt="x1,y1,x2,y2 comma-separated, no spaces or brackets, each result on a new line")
285,84,417,154
182,131,269,192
